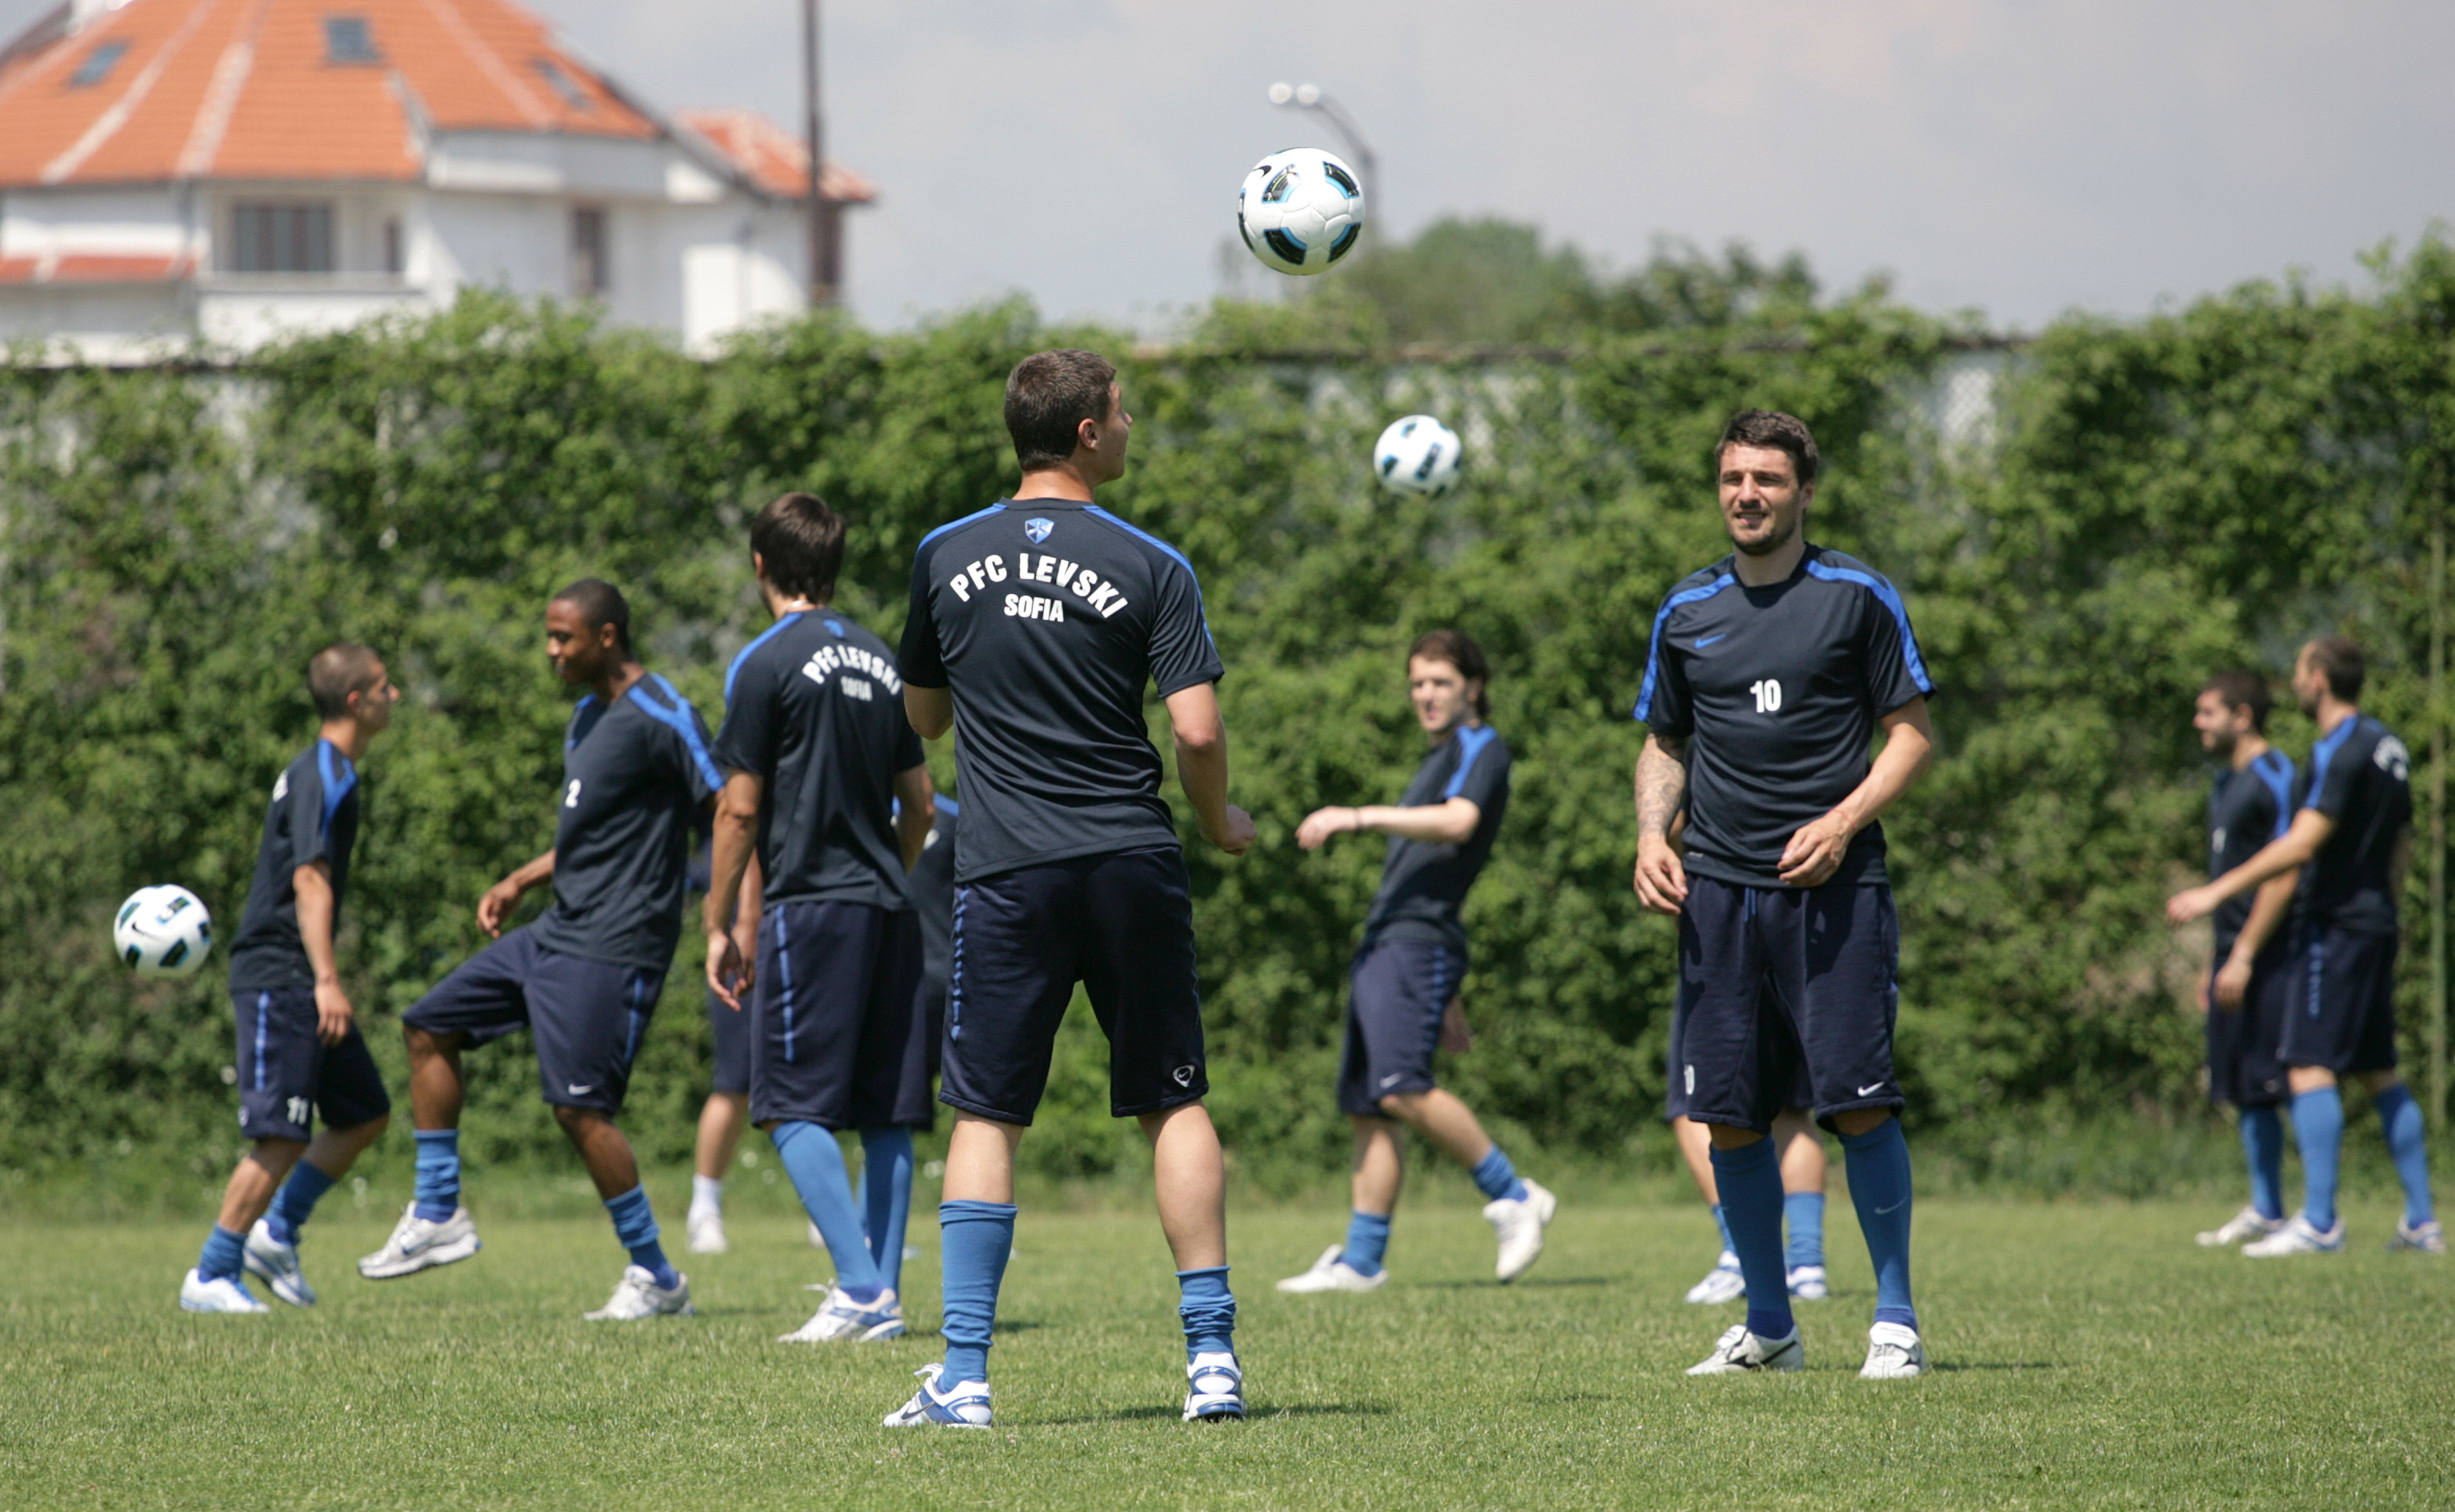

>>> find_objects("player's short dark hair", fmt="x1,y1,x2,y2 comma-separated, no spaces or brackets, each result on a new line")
1409,628,1491,720
2303,636,2366,701
2202,669,2272,733
1714,409,1819,485
307,643,383,720
1005,349,1118,472
752,492,845,603
552,577,633,655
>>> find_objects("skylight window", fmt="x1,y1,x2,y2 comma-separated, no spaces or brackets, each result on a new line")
531,58,592,111
69,39,127,88
324,16,379,64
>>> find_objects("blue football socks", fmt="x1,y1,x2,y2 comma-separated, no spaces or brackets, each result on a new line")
2291,1084,2344,1233
1840,1118,1918,1332
1177,1266,1236,1360
2371,1082,2435,1226
264,1159,340,1248
1470,1145,1529,1204
603,1185,678,1291
772,1121,883,1301
1710,1137,1793,1342
1342,1209,1392,1277
196,1224,246,1283
2241,1105,2286,1222
1783,1190,1827,1270
1710,1203,1737,1258
412,1129,461,1222
939,1200,1018,1386
861,1127,916,1295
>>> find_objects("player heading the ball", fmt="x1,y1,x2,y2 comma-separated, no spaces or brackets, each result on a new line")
182,645,400,1313
1633,409,1939,1380
886,349,1257,1430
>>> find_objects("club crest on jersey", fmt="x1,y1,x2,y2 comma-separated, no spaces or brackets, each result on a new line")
1025,517,1054,545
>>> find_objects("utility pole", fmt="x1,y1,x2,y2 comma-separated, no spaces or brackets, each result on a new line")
803,0,837,306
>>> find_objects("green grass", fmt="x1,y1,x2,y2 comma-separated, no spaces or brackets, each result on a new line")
3,1189,2451,1509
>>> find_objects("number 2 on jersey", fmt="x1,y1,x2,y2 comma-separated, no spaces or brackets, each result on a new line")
1750,679,1783,715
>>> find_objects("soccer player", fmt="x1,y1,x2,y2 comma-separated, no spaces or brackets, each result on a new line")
2168,638,2442,1255
1273,631,1557,1293
361,581,720,1318
181,646,400,1313
1634,409,1938,1379
684,862,759,1256
703,491,938,1343
885,348,1256,1429
2186,671,2300,1248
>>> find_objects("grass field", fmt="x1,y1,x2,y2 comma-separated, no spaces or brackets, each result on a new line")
3,1187,2450,1510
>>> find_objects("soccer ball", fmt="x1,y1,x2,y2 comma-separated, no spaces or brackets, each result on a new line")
114,885,213,978
1237,148,1365,275
1373,415,1463,497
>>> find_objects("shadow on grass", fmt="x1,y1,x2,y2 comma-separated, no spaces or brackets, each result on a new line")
1929,1361,2060,1372
1044,1403,1394,1425
1411,1276,1617,1289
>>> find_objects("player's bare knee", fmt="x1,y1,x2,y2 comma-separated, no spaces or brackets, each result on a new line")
1831,1108,1892,1139
1704,1122,1768,1150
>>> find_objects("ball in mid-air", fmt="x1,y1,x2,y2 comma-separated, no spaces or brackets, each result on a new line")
1374,415,1462,496
114,884,213,978
1237,148,1365,275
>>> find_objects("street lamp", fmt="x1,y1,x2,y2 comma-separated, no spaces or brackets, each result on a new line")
1267,82,1377,213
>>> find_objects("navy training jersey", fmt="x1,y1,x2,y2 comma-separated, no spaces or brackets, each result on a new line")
1361,725,1512,952
899,497,1224,883
907,796,958,989
714,610,926,913
2208,748,2296,959
1635,544,1932,889
530,673,722,971
2293,714,2412,935
228,740,361,992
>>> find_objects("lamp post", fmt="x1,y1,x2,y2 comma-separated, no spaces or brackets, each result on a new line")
1267,82,1377,213
803,0,837,306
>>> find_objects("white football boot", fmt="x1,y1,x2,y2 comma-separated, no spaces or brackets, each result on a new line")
1684,1252,1747,1305
1275,1244,1388,1294
583,1264,694,1320
2242,1214,2346,1256
1484,1178,1557,1282
778,1283,905,1342
1859,1321,1928,1379
242,1219,315,1306
884,1364,993,1428
1183,1352,1247,1422
1686,1322,1804,1375
2196,1207,2285,1248
179,1270,270,1314
2387,1217,2446,1254
1786,1264,1830,1300
685,1208,729,1255
357,1204,482,1279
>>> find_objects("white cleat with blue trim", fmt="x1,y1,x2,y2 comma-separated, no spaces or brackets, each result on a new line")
1484,1179,1557,1282
1184,1351,1246,1421
358,1204,482,1279
583,1265,694,1320
1786,1264,1830,1300
779,1283,905,1342
1859,1321,1928,1379
2388,1218,2446,1255
1276,1244,1387,1294
2197,1207,2285,1247
884,1364,993,1428
2242,1215,2346,1256
179,1269,270,1314
1685,1253,1746,1304
242,1219,315,1307
1687,1323,1804,1375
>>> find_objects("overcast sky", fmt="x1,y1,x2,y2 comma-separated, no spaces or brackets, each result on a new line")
10,0,2452,333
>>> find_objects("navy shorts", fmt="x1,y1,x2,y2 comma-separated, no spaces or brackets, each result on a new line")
230,986,392,1142
1676,876,1902,1134
1664,996,1812,1122
939,847,1206,1125
751,900,932,1129
2206,942,2293,1107
707,983,751,1096
402,926,665,1115
1337,935,1463,1116
2280,924,2399,1076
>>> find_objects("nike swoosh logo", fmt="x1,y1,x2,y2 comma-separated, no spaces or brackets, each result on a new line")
1696,634,1725,647
1857,1083,1886,1096
1379,1074,1403,1088
1874,1199,1907,1215
567,1084,596,1096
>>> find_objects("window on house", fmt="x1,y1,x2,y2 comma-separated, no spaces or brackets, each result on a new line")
70,39,128,87
532,58,592,110
324,16,379,64
230,204,335,274
571,207,606,295
382,217,402,275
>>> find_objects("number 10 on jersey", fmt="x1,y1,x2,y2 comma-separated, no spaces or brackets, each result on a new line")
1750,679,1783,714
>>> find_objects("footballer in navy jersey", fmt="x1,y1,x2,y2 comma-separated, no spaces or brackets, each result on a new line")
377,581,719,1317
1276,630,1558,1296
886,349,1256,1430
2169,638,2439,1255
1634,410,1939,1379
181,646,399,1315
703,492,937,1343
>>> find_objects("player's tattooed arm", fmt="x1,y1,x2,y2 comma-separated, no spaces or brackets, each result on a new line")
1633,734,1691,916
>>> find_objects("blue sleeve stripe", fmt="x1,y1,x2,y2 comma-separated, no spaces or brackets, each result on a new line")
2300,718,2358,811
1633,573,1734,721
633,674,726,792
1442,725,1502,800
913,502,1010,559
936,794,960,817
1801,559,1934,695
1084,505,1199,580
724,611,803,702
314,741,356,840
2256,750,2296,840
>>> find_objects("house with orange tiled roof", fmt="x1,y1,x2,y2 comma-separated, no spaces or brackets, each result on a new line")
0,0,874,359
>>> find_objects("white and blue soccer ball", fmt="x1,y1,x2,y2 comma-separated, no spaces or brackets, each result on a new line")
114,884,213,979
1237,148,1366,275
1373,414,1462,497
